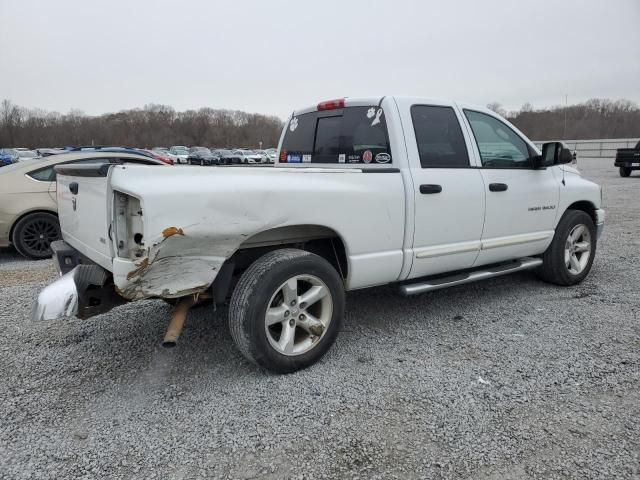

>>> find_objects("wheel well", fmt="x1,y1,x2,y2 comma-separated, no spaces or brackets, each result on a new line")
232,225,349,280
8,209,58,243
566,201,596,224
210,226,349,304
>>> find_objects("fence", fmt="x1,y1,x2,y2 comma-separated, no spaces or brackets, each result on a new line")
532,138,639,159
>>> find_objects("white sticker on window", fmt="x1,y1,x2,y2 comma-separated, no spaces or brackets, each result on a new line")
371,109,383,126
289,117,299,132
366,107,376,119
302,154,312,163
338,154,346,163
375,153,391,164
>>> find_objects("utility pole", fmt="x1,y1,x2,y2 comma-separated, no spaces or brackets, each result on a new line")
563,94,568,140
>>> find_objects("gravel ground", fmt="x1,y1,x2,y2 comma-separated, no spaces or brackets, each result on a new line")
1,158,639,480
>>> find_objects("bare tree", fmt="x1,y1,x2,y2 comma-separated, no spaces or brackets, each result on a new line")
0,102,283,148
1,99,23,146
486,102,507,117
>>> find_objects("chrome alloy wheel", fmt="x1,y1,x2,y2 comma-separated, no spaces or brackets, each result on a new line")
565,224,592,275
264,274,333,356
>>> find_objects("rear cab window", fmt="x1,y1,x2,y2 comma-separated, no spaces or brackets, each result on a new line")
280,106,392,165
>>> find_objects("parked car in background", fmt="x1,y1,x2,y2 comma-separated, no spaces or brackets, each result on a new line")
265,148,277,163
36,148,65,157
152,147,179,164
14,148,39,161
234,149,266,164
216,149,242,165
0,150,13,167
0,148,20,162
169,146,189,164
140,149,174,165
614,140,640,177
253,149,271,163
0,151,169,259
187,147,220,166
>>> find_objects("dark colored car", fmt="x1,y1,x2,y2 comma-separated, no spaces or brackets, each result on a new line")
615,140,640,177
216,149,243,165
188,147,220,166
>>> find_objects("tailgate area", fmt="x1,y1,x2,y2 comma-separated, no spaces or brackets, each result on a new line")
55,163,114,271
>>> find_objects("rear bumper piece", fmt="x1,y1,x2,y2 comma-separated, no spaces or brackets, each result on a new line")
31,241,126,321
614,160,640,168
595,208,605,239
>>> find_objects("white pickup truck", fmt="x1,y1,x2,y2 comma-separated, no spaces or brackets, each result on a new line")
33,96,604,373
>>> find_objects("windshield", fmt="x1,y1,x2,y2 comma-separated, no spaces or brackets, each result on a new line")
171,147,188,154
19,150,37,158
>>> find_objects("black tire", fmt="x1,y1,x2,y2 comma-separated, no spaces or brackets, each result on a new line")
619,166,631,177
229,249,345,373
11,212,61,260
537,210,596,286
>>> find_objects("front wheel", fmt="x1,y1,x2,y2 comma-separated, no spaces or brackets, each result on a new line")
619,166,631,177
229,249,344,373
537,210,596,286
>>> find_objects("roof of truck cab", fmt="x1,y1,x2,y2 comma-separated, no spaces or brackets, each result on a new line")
292,96,385,116
290,96,497,117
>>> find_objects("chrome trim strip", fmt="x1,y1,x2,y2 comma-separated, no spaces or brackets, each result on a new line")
415,241,480,259
481,231,554,250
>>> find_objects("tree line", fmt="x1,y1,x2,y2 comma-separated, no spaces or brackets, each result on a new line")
488,98,640,140
0,100,284,149
1,97,638,148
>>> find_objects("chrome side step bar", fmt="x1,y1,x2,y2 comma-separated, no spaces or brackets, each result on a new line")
399,257,543,296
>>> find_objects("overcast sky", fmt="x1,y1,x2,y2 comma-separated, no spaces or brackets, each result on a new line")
1,0,639,119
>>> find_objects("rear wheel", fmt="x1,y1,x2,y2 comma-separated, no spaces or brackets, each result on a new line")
619,166,631,177
12,212,61,259
538,210,596,286
229,249,344,373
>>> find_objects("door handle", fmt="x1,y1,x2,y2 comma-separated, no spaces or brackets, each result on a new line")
489,183,508,192
69,182,79,195
420,184,442,194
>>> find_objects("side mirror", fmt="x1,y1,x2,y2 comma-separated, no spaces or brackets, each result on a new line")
541,141,573,165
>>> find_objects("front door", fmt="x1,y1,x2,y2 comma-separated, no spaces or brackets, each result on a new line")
461,109,560,266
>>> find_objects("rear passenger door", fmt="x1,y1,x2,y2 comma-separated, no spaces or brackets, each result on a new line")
397,99,486,279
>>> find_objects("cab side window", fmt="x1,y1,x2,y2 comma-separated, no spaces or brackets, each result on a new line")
411,105,469,168
464,110,531,168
